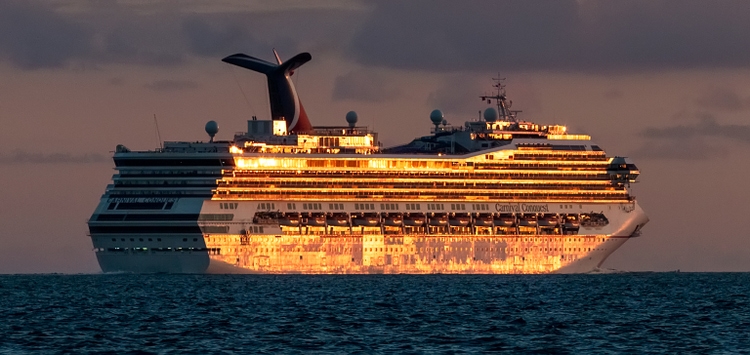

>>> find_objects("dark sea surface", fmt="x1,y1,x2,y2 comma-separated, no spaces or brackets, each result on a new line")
1,273,749,354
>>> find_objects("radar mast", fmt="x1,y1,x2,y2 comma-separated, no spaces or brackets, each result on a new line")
479,76,520,123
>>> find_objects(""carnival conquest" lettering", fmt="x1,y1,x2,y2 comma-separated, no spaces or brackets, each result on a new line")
107,197,177,203
495,203,549,213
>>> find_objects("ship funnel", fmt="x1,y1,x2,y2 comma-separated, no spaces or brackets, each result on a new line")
222,52,313,133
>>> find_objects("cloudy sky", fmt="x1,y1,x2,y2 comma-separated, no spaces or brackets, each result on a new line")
1,0,749,273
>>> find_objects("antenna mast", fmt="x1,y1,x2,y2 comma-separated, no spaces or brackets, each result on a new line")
479,75,519,123
153,114,163,149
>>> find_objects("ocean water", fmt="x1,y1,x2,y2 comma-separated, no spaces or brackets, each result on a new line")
1,273,749,354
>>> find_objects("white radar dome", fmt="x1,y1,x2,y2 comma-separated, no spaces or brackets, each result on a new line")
430,109,444,125
205,120,219,141
345,111,358,128
483,107,499,122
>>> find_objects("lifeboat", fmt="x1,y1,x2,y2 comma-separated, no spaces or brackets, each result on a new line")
304,213,326,226
326,213,350,226
252,211,275,224
580,213,609,228
538,214,560,226
383,213,403,226
474,213,494,226
449,213,471,226
278,213,301,226
563,214,580,229
352,213,380,226
518,214,538,227
403,213,426,226
429,213,449,226
495,214,516,226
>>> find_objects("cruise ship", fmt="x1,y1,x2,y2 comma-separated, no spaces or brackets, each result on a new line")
88,51,648,274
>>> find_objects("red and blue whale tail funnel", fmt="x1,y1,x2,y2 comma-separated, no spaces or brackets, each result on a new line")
222,51,313,133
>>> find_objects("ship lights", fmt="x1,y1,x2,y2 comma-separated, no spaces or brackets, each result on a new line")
234,157,280,169
258,158,279,167
229,146,244,154
546,134,591,140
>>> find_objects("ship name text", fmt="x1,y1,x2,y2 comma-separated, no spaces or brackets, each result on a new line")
107,197,178,203
495,203,549,213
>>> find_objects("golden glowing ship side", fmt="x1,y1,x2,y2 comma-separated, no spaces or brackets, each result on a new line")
198,114,647,274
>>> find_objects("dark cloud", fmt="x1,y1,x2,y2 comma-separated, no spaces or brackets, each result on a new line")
0,0,186,69
426,75,484,116
633,113,750,159
98,16,187,67
0,2,364,70
181,17,271,58
144,79,201,91
332,71,401,102
5,0,749,73
0,1,92,69
178,7,367,59
642,113,750,144
348,0,750,73
0,151,108,165
696,87,750,111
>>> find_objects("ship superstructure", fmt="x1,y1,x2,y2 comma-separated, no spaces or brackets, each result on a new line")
88,51,648,273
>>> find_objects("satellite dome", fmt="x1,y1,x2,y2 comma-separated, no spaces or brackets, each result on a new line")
483,107,499,122
205,120,219,142
345,111,358,128
430,109,444,125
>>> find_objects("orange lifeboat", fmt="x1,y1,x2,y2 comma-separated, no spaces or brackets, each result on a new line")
352,212,380,226
278,213,301,226
518,214,538,227
403,213,426,226
304,213,326,226
429,213,448,226
474,213,494,226
326,213,350,226
449,213,471,226
538,214,559,226
383,213,403,226
495,214,516,226
563,214,580,229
